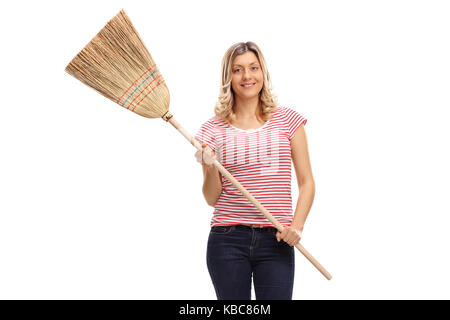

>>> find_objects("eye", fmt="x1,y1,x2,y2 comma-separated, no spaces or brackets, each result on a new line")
233,68,241,73
252,66,259,70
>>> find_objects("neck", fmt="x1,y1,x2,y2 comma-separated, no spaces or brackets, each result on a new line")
233,95,261,119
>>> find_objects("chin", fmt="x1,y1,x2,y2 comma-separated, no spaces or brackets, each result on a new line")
238,92,259,100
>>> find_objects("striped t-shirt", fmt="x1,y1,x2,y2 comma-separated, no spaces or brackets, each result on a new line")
195,105,307,227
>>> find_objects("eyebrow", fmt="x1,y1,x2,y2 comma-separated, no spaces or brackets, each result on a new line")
232,61,260,67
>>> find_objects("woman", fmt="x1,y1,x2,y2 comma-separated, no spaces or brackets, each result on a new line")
194,41,315,300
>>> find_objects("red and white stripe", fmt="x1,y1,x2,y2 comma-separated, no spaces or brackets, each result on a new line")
195,106,307,227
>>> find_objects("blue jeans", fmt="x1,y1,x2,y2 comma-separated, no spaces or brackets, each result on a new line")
206,225,295,300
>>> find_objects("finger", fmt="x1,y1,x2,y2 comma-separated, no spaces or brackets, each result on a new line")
288,232,298,243
286,235,297,246
203,147,211,162
199,143,206,156
290,233,301,246
280,228,290,241
201,145,212,162
285,234,297,246
201,144,207,159
195,151,202,164
285,237,295,246
203,147,216,165
283,239,292,246
276,231,281,242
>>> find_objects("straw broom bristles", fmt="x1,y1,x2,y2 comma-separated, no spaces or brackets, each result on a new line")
65,9,170,119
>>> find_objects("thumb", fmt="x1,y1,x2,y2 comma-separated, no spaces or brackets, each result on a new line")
276,231,281,242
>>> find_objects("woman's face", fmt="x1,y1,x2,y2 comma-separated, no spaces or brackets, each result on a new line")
230,51,264,101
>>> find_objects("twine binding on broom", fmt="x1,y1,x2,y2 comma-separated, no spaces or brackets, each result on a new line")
162,111,173,121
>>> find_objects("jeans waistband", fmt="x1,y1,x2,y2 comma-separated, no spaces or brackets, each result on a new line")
212,225,277,232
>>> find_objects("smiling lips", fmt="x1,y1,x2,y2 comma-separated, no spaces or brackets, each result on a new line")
241,82,256,88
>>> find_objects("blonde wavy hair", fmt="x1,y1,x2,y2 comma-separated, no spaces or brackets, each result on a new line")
214,41,279,124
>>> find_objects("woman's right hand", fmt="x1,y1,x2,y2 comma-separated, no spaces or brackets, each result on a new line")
195,142,216,168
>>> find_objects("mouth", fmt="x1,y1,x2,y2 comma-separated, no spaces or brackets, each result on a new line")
241,83,256,88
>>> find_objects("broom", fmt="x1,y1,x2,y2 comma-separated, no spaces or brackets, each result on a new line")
65,9,332,280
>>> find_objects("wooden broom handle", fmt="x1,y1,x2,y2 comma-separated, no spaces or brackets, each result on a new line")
165,114,332,280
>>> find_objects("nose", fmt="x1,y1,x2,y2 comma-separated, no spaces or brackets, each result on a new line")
243,68,251,80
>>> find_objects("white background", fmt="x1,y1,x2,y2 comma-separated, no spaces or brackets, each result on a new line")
0,0,449,299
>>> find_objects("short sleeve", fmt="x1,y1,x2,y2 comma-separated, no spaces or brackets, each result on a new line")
284,107,307,140
194,119,216,151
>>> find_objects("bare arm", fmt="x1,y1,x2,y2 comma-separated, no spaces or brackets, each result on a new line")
202,164,222,207
290,124,315,231
196,143,222,207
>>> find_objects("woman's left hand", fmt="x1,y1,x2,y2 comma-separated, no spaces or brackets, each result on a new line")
276,225,303,246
